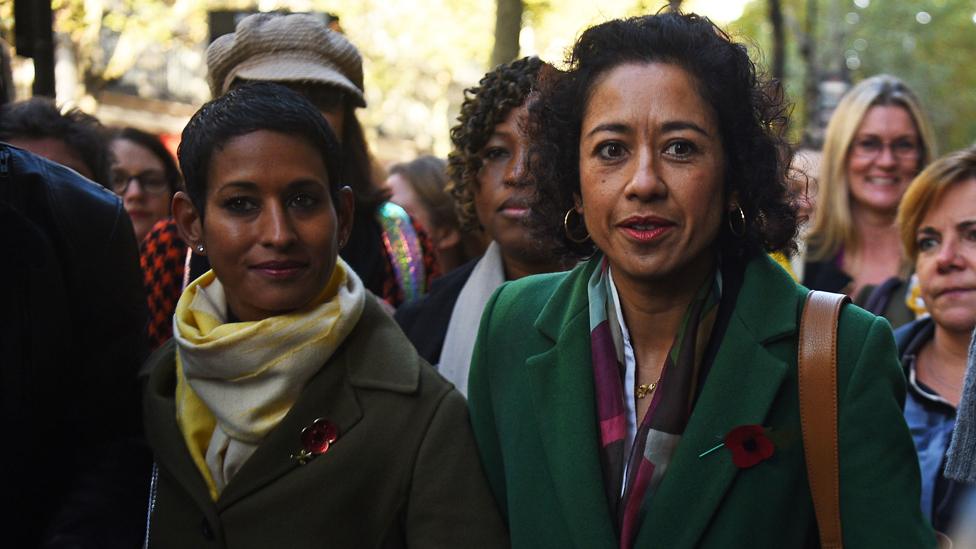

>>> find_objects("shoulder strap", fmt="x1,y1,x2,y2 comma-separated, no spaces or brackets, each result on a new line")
798,290,850,549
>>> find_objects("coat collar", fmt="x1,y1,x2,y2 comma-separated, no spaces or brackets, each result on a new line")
144,296,419,511
527,254,806,547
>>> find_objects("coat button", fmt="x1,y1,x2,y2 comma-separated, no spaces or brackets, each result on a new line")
201,518,214,541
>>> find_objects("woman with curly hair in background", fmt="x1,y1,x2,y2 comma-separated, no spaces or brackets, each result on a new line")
467,12,936,548
396,56,569,396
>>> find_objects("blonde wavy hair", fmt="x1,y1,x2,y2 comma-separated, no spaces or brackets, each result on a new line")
897,145,976,262
807,74,937,261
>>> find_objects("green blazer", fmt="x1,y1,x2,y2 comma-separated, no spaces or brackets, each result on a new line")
468,254,936,548
144,296,508,549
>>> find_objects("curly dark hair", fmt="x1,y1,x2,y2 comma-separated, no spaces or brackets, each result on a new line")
529,12,798,259
0,97,111,186
447,56,544,233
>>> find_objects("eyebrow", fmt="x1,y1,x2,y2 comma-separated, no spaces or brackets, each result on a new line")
854,133,917,140
215,179,327,192
488,128,515,140
584,120,711,139
918,220,976,236
661,121,711,136
218,181,259,191
958,220,976,231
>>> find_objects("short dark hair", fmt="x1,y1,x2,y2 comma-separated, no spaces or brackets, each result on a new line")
110,127,182,196
236,80,387,215
529,12,797,259
0,97,111,186
447,56,544,232
178,82,343,217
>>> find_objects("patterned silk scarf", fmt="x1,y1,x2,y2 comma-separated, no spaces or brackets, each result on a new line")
587,256,722,548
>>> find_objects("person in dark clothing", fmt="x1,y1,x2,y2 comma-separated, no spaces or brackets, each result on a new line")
0,97,112,186
395,57,569,395
894,145,976,536
0,142,149,548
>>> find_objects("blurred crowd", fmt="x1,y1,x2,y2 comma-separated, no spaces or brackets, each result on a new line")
2,9,975,549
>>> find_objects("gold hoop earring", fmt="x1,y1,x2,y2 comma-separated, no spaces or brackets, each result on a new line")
728,204,746,238
563,208,590,244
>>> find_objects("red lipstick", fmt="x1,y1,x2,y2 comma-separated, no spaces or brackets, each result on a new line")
617,215,674,243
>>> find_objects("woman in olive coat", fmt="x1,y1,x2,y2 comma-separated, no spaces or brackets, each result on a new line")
142,83,506,548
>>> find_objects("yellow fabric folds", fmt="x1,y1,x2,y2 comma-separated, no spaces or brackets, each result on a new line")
172,259,365,499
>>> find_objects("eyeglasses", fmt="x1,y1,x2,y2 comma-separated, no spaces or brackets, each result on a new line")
850,137,920,161
110,170,171,195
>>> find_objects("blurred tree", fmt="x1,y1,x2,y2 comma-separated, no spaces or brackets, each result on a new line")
768,0,784,79
731,0,976,152
491,0,523,67
52,0,208,100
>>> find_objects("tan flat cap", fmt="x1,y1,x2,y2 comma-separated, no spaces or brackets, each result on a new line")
206,12,366,107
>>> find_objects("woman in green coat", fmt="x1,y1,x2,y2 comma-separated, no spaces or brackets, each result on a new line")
142,82,507,548
467,12,936,548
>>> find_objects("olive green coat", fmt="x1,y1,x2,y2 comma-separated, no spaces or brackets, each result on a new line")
468,254,936,548
144,296,508,549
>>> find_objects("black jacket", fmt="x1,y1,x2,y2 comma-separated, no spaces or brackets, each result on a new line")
395,258,478,365
0,144,150,548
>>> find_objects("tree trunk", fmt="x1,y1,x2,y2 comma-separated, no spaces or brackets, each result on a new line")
768,0,785,81
15,0,56,97
801,0,820,147
490,0,523,69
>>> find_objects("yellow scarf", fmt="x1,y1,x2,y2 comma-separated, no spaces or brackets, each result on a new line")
173,258,365,499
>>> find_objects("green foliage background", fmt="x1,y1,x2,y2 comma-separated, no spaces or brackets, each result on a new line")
731,0,976,153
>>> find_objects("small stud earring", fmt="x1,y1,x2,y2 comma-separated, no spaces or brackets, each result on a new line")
196,244,205,253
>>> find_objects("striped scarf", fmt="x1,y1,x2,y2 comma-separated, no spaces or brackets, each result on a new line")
588,257,721,548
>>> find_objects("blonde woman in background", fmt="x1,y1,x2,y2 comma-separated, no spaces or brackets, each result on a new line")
804,75,936,327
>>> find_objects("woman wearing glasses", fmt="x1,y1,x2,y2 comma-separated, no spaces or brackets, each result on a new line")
110,128,186,348
109,128,181,243
804,75,936,326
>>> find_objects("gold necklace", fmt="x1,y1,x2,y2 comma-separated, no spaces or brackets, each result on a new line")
636,382,657,399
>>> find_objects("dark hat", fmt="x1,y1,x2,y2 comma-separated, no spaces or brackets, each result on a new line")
206,13,366,107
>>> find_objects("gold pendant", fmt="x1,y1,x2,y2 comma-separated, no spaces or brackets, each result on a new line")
636,382,657,399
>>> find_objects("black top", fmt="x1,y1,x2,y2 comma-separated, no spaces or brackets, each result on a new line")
0,143,150,548
895,318,973,533
802,256,851,293
394,258,479,365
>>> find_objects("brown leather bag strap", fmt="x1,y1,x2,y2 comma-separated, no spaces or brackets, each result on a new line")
799,290,850,549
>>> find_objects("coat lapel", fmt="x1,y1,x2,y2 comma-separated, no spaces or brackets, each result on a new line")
216,297,414,510
635,256,805,547
528,260,618,548
214,351,364,510
144,341,219,515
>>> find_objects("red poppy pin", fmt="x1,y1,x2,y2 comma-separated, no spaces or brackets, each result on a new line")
290,418,339,465
699,424,775,469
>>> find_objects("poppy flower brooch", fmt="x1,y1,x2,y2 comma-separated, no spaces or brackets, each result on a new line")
290,418,339,465
699,424,775,469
